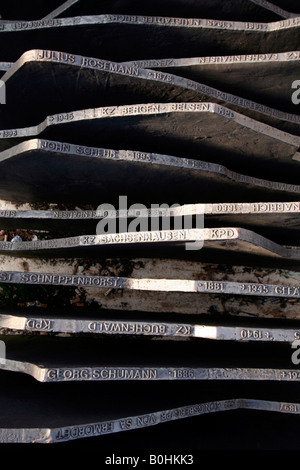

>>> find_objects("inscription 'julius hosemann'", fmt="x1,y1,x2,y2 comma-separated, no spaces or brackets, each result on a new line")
23,49,300,124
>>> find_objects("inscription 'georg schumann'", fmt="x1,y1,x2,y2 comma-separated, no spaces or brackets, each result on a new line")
47,368,158,381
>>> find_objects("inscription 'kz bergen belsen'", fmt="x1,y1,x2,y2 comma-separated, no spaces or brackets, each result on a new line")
37,49,300,124
3,49,299,132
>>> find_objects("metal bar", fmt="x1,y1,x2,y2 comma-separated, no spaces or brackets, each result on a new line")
1,313,300,343
0,397,300,444
0,270,299,298
2,50,300,133
2,358,300,383
0,228,299,259
42,0,80,20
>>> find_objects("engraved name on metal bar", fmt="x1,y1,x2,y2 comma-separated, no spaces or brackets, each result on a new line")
0,398,300,443
0,201,300,220
1,313,300,343
2,359,300,383
0,140,299,202
0,271,299,298
0,228,299,259
2,49,300,127
4,49,300,72
1,15,300,32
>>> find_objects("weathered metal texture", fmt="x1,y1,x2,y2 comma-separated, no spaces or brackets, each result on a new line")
0,227,299,260
44,0,299,21
124,51,300,115
0,108,299,194
0,270,298,299
0,256,297,318
0,201,299,244
0,334,298,383
0,17,300,65
0,394,300,444
1,50,300,135
4,359,300,383
2,312,300,343
0,140,298,205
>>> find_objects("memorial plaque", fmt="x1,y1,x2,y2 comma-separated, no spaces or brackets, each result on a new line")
0,138,299,205
2,49,300,114
0,397,299,444
0,257,296,317
0,269,299,299
0,371,299,445
0,334,300,383
2,50,300,135
0,109,299,193
5,362,300,383
0,201,298,244
45,0,298,22
2,311,300,343
0,227,298,260
0,16,299,65
124,51,300,115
